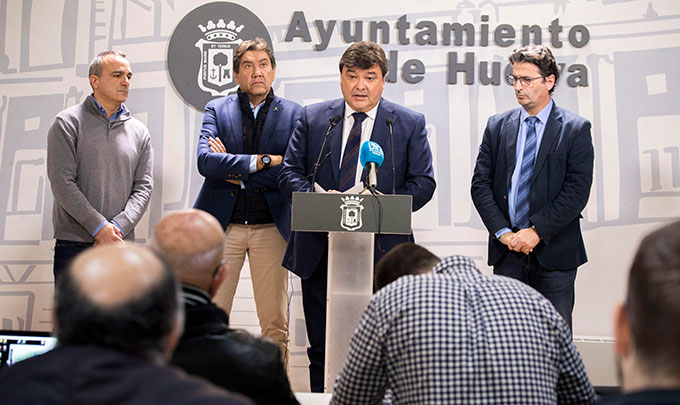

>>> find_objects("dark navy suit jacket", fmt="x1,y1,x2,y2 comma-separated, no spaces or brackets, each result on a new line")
194,94,302,240
471,103,594,270
279,98,436,279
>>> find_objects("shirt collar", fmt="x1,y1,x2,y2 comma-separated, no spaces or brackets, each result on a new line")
431,255,482,280
520,98,553,126
89,94,127,122
237,88,274,118
180,284,211,306
344,100,379,121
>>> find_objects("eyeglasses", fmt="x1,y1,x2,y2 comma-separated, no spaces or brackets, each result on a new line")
213,258,226,277
506,74,544,87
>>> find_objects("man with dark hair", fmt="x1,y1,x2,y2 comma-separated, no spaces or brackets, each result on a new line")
195,38,302,368
152,209,299,405
280,41,436,391
374,242,440,292
607,220,680,403
0,245,251,404
47,50,153,282
471,45,594,328
338,41,389,81
333,252,596,404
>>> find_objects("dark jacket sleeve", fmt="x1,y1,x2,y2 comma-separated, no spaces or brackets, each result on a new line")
471,115,512,236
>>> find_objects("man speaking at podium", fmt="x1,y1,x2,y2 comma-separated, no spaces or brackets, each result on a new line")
279,41,436,392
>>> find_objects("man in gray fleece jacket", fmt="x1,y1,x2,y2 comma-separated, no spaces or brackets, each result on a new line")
47,50,153,281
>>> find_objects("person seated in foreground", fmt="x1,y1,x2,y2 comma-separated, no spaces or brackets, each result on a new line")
151,209,299,405
603,220,680,403
0,244,251,404
332,243,596,404
373,242,440,292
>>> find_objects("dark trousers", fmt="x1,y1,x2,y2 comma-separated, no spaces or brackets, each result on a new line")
53,240,93,283
300,250,328,393
494,250,577,329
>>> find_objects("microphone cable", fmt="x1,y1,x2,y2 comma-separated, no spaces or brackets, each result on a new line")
367,186,385,254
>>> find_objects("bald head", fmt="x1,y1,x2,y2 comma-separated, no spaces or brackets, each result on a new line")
71,244,165,307
55,244,180,360
152,209,225,291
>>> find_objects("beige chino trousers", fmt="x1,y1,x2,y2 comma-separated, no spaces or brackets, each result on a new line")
212,223,290,370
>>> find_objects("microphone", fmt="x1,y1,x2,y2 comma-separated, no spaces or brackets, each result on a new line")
359,141,385,190
310,114,342,192
386,117,396,194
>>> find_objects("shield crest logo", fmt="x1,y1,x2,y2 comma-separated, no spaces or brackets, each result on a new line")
194,19,244,96
340,196,364,231
168,2,274,111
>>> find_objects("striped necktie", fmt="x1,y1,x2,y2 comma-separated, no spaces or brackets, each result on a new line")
337,112,367,191
514,116,539,229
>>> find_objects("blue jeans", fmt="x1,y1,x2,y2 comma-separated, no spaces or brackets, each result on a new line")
494,251,577,329
53,240,93,283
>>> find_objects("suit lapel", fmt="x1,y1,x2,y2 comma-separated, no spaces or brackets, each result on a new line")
371,100,392,149
504,110,521,190
258,97,281,152
225,96,244,153
328,101,345,184
367,100,393,182
531,104,562,184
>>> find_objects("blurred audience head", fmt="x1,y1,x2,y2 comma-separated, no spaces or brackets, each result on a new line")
54,244,182,362
374,242,440,292
614,220,680,391
151,209,228,297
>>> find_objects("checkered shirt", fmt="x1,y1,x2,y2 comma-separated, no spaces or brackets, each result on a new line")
332,255,596,404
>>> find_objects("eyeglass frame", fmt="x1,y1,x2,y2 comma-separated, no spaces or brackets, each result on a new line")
506,74,545,87
212,258,227,277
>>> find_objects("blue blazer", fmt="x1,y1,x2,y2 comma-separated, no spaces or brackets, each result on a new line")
194,94,302,241
471,103,594,270
279,98,436,279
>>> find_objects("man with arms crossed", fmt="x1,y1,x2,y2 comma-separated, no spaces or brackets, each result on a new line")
195,39,301,367
471,45,594,328
47,50,153,281
279,41,436,392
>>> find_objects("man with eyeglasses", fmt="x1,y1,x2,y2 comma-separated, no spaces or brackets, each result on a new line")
471,45,594,329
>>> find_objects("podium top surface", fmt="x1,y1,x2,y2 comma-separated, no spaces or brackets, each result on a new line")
291,192,412,234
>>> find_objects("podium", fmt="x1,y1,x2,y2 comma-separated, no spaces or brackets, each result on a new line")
291,191,412,392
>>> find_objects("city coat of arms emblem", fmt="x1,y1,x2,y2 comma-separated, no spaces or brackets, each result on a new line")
340,196,365,231
195,19,244,96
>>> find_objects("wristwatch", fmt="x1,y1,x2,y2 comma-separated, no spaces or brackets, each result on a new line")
260,154,272,169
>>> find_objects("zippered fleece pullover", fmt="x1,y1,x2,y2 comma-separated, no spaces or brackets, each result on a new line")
47,96,153,242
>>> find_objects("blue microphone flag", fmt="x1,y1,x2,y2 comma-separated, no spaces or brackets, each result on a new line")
359,141,384,168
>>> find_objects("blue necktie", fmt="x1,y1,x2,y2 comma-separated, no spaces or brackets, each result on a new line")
515,116,539,229
337,112,367,191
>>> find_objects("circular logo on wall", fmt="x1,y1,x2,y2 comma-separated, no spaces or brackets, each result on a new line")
167,2,272,111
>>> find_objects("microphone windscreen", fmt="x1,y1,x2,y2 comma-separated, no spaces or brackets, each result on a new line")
359,141,385,168
330,114,342,124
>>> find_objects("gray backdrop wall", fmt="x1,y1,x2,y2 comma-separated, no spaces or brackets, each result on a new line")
0,0,678,389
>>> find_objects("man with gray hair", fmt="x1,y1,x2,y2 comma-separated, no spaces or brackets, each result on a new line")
47,50,153,282
0,244,251,404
